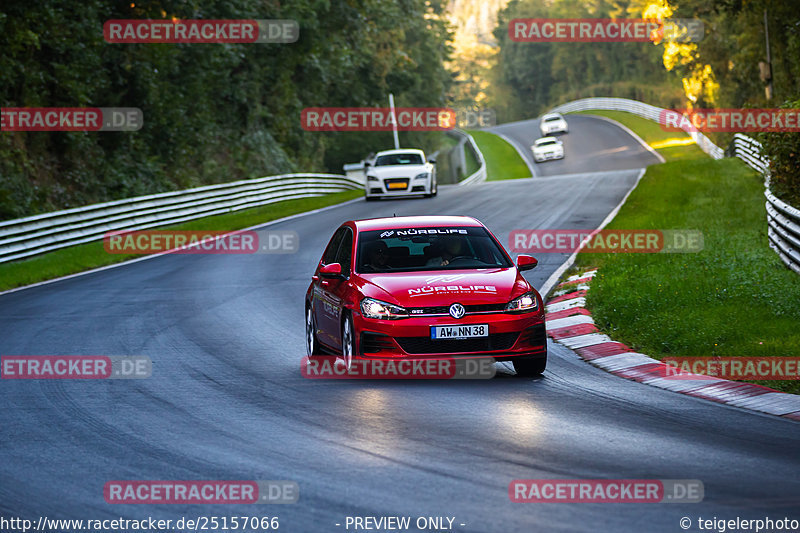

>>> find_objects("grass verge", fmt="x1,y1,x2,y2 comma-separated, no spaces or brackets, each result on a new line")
467,130,531,181
564,155,800,394
0,189,361,293
570,110,708,162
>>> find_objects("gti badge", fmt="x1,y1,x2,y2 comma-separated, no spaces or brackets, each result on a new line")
449,303,466,319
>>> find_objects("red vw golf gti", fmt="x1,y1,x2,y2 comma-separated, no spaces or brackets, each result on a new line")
305,216,547,376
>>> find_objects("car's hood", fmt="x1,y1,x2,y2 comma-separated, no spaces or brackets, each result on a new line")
357,268,529,308
369,164,430,179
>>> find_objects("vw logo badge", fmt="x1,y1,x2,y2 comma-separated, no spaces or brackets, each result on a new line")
449,303,466,319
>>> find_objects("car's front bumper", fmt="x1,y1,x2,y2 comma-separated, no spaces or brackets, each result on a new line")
533,151,564,162
352,309,546,360
365,178,431,197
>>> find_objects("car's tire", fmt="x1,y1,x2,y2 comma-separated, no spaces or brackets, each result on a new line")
513,355,547,376
424,179,437,198
306,305,323,356
341,313,355,370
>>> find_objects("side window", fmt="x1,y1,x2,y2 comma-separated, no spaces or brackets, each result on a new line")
322,228,346,265
334,228,353,274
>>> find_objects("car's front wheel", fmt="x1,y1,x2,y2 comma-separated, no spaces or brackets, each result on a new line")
341,313,355,370
425,179,438,198
513,355,546,376
306,305,323,356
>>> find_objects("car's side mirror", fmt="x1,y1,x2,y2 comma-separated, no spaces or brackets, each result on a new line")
516,255,538,271
427,157,436,164
364,161,371,168
320,263,344,278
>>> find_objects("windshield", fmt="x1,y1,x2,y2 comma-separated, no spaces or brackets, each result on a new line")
537,140,558,146
356,227,512,273
544,116,561,122
375,153,424,166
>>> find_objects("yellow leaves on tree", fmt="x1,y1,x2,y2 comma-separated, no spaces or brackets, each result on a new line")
638,0,718,107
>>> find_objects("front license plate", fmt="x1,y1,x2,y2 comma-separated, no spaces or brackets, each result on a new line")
387,182,407,190
431,324,488,339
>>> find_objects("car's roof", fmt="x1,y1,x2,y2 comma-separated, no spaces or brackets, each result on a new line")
353,215,482,232
375,148,425,157
542,113,563,119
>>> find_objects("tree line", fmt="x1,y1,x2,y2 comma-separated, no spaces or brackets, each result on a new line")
0,0,452,220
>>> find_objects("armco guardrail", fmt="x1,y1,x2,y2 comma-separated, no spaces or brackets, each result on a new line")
727,135,799,274
765,189,800,274
456,128,487,186
0,174,361,263
730,133,770,177
549,97,725,159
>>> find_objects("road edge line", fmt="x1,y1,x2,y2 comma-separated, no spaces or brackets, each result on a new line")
538,168,646,298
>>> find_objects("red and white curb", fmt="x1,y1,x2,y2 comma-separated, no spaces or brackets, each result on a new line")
545,269,800,421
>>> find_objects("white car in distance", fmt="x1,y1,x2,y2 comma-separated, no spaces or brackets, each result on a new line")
532,137,564,163
364,149,437,201
539,113,569,136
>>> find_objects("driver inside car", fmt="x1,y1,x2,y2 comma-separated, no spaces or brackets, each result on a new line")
362,240,391,271
425,235,470,266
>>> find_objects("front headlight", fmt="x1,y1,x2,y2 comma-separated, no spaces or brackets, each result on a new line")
414,172,430,180
360,297,408,320
505,291,538,313
367,175,378,181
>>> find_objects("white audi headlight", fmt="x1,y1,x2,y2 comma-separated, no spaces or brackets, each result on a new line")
360,298,408,320
414,172,430,180
505,291,538,313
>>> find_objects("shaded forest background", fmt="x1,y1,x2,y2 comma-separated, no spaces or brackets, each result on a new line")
2,0,799,220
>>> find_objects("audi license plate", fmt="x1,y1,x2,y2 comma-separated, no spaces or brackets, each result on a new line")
431,324,488,339
387,182,407,189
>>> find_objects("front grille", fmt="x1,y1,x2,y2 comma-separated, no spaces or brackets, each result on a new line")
361,332,395,354
409,303,507,316
396,332,519,354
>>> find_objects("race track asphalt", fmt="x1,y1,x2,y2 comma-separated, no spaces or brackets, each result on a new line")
1,115,797,533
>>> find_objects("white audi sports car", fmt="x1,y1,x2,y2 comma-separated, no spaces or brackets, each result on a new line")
364,149,437,200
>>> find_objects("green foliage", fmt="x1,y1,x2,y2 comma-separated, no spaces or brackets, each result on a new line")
756,99,800,207
0,0,452,220
492,0,673,121
571,155,800,394
490,0,800,124
467,130,530,181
